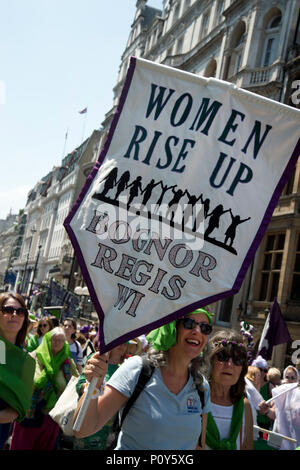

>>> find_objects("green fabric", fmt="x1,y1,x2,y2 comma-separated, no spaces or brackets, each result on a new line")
0,336,35,421
146,307,213,351
257,383,272,427
146,320,178,351
190,308,213,325
34,330,71,411
206,397,244,450
254,438,276,450
26,334,40,352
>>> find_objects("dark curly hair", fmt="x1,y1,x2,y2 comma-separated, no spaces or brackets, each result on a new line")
208,329,248,404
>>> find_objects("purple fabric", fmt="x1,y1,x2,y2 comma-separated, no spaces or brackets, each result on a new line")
257,299,292,360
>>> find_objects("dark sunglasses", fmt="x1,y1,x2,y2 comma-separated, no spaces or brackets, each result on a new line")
180,318,212,335
215,349,245,366
2,305,27,317
286,375,296,380
40,323,48,327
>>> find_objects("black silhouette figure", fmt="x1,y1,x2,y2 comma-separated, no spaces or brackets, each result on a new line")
166,187,187,223
224,209,251,247
115,171,131,200
95,167,118,197
205,204,230,239
182,191,203,232
154,182,177,213
127,176,143,206
141,179,161,208
200,194,210,218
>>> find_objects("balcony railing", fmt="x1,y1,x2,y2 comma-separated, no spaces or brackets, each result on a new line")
228,62,284,89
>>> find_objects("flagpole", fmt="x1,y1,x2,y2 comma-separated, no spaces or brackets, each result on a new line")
265,382,299,404
79,107,88,143
73,377,98,432
62,129,68,159
82,112,87,142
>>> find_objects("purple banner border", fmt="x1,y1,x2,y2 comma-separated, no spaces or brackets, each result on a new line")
64,56,300,353
64,57,138,350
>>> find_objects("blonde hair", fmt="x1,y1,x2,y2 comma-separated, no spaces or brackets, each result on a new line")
246,365,261,384
267,367,281,383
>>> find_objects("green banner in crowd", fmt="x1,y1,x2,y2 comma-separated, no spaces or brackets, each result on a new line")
0,336,35,421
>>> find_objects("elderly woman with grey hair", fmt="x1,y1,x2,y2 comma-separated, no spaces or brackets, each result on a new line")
205,329,253,450
10,327,78,450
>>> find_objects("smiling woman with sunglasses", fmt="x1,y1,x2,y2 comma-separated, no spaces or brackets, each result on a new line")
74,307,213,450
0,292,35,449
26,317,53,352
205,329,253,450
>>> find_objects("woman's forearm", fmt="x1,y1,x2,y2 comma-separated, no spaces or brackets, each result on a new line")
73,384,127,439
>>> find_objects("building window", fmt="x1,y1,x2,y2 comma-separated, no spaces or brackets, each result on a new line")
281,169,295,196
258,233,285,301
234,51,242,74
261,13,281,67
216,0,224,24
173,3,180,23
226,21,246,78
290,234,300,301
263,37,276,66
218,295,234,323
201,11,210,39
167,45,173,57
177,36,184,54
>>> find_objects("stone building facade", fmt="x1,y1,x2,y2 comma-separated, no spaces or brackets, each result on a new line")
100,0,300,368
12,131,102,297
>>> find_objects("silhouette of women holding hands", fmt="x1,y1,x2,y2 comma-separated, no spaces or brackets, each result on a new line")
95,167,118,198
182,191,202,231
154,182,176,213
204,204,230,239
115,171,131,200
166,186,187,223
127,176,143,206
200,194,210,219
141,179,161,208
224,209,251,247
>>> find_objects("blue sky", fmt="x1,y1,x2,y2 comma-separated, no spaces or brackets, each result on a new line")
0,0,163,219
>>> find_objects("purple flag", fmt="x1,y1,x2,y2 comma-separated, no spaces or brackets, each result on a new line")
257,299,292,360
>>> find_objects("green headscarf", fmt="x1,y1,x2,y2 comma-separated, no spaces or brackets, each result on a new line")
34,329,72,410
146,307,213,351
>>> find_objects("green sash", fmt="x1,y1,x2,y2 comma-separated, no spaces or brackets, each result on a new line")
26,334,40,352
206,397,244,450
0,336,35,421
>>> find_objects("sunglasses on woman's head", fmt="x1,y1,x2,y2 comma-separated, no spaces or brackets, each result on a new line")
1,305,27,317
180,318,212,335
215,349,246,366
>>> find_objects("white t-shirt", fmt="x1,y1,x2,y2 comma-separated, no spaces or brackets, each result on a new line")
69,340,83,366
107,355,211,450
206,402,246,450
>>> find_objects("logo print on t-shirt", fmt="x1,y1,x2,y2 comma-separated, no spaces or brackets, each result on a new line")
187,396,199,413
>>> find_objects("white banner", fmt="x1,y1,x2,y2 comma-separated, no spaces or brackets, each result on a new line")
64,57,300,352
